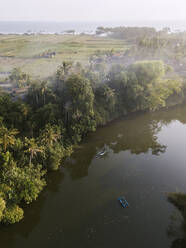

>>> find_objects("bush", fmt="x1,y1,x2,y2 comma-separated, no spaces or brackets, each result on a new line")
3,204,24,224
44,144,72,171
0,197,6,221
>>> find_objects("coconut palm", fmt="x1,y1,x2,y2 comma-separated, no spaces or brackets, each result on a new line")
40,124,61,146
0,126,19,152
40,81,48,105
25,138,44,165
56,61,73,81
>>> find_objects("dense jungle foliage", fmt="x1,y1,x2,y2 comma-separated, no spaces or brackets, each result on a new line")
0,59,184,224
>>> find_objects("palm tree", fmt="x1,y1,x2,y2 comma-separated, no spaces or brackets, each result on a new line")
62,61,72,76
25,138,44,165
40,81,48,105
28,82,40,106
103,86,116,112
40,124,61,146
0,126,19,152
56,61,72,81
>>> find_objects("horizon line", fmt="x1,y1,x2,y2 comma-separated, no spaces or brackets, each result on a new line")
1,19,186,23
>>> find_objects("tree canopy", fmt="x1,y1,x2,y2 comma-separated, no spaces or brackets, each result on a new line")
0,59,183,224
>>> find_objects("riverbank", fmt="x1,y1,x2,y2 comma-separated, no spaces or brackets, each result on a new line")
0,59,184,225
168,192,186,245
168,193,186,216
2,102,186,247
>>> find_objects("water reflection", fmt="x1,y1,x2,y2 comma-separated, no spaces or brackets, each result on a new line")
0,192,47,247
2,104,186,248
66,104,186,180
0,170,64,248
65,111,170,180
171,237,186,248
108,119,166,155
168,209,186,248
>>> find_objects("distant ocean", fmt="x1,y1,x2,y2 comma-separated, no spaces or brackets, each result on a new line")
0,20,186,34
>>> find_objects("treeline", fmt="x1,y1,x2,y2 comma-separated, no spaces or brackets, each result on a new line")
137,35,186,57
96,26,157,41
95,26,186,77
0,60,183,224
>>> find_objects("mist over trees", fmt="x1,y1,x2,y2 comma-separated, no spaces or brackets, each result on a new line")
0,34,184,224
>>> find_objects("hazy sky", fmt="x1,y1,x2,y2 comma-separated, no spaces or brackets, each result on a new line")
0,0,186,22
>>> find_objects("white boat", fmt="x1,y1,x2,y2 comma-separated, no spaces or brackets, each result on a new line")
97,150,107,156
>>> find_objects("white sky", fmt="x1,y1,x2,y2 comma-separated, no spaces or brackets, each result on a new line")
0,0,186,22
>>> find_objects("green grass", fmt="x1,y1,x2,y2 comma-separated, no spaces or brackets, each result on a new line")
0,34,128,78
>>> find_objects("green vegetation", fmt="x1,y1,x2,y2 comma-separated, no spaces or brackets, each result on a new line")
1,28,186,83
168,193,186,217
9,67,31,88
95,27,186,81
0,34,127,79
1,27,186,225
0,58,184,224
96,26,157,41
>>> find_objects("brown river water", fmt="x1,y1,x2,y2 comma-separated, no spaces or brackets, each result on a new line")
1,104,186,248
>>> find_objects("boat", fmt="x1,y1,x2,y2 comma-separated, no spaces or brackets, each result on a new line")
99,150,107,156
118,197,129,208
97,150,107,156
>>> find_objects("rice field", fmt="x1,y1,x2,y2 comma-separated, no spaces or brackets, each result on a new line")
0,34,128,79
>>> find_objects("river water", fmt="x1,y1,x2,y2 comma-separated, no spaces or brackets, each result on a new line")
1,105,186,248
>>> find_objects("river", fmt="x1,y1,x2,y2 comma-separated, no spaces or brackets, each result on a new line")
1,104,186,248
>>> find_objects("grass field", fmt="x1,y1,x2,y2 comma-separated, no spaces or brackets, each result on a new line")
0,34,128,79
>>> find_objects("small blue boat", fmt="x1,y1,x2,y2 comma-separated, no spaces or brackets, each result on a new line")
118,197,129,208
